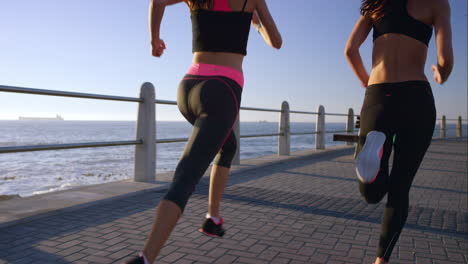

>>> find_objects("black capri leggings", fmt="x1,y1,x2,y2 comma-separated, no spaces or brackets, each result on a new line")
163,74,242,211
356,81,436,261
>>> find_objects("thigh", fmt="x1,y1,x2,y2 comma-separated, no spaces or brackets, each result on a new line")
388,107,436,202
180,77,241,162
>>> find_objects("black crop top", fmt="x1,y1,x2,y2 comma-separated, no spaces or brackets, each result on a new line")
372,0,433,46
191,1,252,55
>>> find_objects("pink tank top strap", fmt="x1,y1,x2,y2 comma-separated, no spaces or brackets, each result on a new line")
213,0,231,12
213,0,248,12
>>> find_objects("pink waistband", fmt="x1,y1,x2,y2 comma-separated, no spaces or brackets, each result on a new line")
187,63,244,87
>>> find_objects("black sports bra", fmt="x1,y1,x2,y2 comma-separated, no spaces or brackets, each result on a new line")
372,0,433,46
191,0,252,55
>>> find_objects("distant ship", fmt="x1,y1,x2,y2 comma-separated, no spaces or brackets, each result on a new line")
18,114,64,121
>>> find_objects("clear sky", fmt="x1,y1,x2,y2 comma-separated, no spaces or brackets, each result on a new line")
0,0,466,122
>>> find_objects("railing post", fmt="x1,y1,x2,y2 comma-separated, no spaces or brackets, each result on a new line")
457,116,462,138
316,105,325,150
279,101,290,155
134,82,156,182
232,115,241,165
440,115,446,139
346,108,354,146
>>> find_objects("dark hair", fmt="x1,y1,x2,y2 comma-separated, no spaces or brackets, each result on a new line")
187,0,213,10
360,0,389,21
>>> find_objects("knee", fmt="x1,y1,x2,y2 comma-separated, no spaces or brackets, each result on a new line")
360,186,386,204
362,194,385,204
163,186,193,212
223,138,237,159
387,197,409,216
163,173,200,212
214,138,237,168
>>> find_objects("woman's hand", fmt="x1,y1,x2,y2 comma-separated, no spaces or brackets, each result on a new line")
432,64,443,84
151,39,166,57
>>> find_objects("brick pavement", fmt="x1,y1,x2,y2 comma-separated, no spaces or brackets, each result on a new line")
0,139,466,264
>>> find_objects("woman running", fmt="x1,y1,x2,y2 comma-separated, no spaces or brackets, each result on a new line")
345,0,452,263
125,0,281,263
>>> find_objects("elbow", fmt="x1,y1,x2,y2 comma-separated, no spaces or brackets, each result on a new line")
441,57,454,70
344,46,357,59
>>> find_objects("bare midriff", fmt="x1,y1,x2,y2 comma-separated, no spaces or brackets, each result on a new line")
369,34,428,85
193,52,245,73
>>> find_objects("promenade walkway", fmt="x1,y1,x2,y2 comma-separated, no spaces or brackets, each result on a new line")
0,139,466,264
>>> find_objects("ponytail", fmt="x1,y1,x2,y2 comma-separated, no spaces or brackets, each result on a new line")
360,0,389,21
187,0,213,10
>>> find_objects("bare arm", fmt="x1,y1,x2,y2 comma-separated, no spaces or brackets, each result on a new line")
432,0,453,84
344,16,373,87
251,0,282,49
149,0,185,57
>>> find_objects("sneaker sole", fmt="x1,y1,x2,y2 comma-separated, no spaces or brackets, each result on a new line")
355,131,386,183
198,228,224,238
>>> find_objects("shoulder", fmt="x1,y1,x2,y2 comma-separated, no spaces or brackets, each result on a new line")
430,0,450,11
432,0,451,21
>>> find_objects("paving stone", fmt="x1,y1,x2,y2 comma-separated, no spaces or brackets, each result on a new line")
0,140,466,263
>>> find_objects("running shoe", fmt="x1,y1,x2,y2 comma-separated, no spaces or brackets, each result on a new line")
199,217,225,237
123,256,145,264
123,253,149,264
355,131,386,183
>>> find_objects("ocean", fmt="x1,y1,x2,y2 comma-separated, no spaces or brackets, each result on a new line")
0,121,465,197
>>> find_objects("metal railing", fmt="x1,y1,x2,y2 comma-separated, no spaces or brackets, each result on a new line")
438,116,467,139
1,83,466,182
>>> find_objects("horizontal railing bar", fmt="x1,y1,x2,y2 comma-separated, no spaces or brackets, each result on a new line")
156,138,189,143
0,85,142,103
325,113,349,117
289,110,318,115
155,99,177,105
157,133,284,143
290,132,318,135
240,106,282,113
153,101,355,117
240,133,281,138
2,86,464,122
0,140,142,154
325,130,350,134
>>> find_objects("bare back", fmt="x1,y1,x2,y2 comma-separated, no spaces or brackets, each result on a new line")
369,0,434,84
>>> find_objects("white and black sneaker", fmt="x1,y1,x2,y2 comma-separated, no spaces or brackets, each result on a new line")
123,253,149,264
199,217,225,238
355,131,386,183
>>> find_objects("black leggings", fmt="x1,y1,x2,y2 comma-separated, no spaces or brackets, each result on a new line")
164,75,242,211
356,81,436,261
